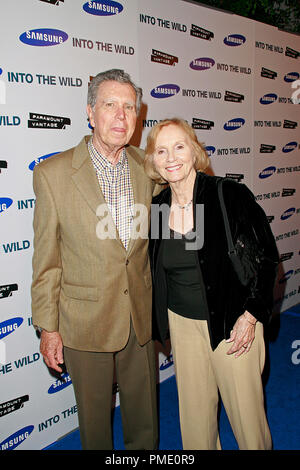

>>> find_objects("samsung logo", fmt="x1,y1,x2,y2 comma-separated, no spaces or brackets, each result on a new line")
279,270,294,283
0,197,13,214
48,373,72,394
223,118,245,131
159,354,173,371
284,72,299,83
0,317,23,340
281,207,296,220
259,166,276,179
205,146,216,157
19,29,68,47
29,152,60,171
260,93,278,104
224,34,246,46
282,141,298,153
189,57,215,71
83,1,123,16
0,426,34,451
150,84,180,99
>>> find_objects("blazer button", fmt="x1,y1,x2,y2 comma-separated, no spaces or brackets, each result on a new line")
124,289,128,295
125,260,129,265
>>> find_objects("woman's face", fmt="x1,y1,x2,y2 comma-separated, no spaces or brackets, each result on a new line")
153,124,196,184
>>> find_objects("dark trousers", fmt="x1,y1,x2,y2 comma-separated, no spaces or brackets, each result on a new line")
64,323,158,450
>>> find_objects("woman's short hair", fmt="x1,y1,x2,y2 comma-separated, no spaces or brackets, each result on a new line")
87,69,143,114
144,118,210,183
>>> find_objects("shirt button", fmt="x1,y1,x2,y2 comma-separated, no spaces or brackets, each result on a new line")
124,289,128,295
125,260,129,265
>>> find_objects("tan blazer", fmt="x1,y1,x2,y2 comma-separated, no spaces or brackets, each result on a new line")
31,136,156,352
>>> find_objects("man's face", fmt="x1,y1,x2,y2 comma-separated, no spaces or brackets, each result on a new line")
87,80,137,159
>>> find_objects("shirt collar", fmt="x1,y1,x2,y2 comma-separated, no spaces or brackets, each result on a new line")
88,139,127,171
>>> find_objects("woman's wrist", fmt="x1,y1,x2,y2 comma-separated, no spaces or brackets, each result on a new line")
243,311,257,325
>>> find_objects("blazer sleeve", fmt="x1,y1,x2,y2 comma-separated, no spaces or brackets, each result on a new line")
31,164,62,332
235,183,279,323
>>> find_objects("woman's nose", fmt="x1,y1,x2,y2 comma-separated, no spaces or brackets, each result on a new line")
166,150,175,162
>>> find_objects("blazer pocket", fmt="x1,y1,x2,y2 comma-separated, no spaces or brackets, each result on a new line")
144,272,152,289
62,283,98,301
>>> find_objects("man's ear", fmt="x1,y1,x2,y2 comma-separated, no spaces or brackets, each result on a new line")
86,104,94,127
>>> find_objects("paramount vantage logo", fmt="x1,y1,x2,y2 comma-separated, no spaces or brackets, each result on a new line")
151,50,178,66
39,0,64,4
0,160,7,174
0,284,18,299
285,47,300,59
224,91,244,103
0,395,29,418
19,29,68,47
192,118,214,130
261,67,277,79
28,113,71,129
260,144,276,153
190,24,214,41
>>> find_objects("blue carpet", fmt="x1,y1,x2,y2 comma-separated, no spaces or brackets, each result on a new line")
45,306,300,450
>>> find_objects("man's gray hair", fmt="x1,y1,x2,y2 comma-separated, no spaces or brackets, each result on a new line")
87,69,143,114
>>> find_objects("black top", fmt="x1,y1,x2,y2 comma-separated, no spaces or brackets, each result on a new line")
161,228,209,320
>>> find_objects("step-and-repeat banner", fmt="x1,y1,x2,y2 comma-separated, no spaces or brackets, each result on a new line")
0,0,299,450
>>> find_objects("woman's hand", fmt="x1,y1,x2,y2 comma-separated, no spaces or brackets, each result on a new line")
225,311,257,358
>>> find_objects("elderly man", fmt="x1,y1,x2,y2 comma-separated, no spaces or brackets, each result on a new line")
31,69,158,450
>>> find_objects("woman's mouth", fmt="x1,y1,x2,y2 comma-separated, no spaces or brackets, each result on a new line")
165,164,182,172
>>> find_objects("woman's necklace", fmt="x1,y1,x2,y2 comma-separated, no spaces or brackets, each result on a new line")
174,199,193,211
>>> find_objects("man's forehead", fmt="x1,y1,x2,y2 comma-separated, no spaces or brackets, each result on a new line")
97,80,136,99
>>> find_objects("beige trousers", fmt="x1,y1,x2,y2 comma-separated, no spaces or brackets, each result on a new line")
168,309,272,450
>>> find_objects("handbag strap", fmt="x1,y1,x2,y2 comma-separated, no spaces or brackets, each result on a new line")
217,179,236,255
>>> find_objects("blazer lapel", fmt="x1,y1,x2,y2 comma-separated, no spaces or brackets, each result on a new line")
71,137,123,247
126,146,148,254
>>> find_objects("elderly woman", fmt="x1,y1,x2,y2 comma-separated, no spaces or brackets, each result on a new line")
144,118,278,450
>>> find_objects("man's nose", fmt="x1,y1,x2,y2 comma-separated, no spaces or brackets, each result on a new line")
116,105,126,120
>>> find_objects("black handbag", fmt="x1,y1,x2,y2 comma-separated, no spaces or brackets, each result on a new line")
217,178,261,288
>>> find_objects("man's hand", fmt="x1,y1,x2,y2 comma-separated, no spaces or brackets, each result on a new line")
40,330,64,373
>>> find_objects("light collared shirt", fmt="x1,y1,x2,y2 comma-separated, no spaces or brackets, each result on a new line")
88,138,134,250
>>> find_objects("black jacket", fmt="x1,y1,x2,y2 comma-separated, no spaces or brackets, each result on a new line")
149,172,279,351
